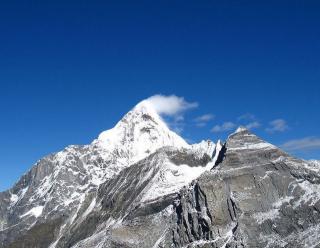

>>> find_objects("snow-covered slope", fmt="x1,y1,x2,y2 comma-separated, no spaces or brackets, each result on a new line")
0,100,217,248
309,159,320,170
52,144,217,248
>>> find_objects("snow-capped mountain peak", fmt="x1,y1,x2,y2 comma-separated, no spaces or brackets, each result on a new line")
95,100,189,164
0,100,220,248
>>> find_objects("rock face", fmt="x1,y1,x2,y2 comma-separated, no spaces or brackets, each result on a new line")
162,128,320,248
1,105,320,247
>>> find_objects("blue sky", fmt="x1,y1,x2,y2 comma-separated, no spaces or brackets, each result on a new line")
1,1,319,191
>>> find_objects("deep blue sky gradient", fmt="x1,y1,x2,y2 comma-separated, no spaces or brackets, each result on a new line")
1,1,320,191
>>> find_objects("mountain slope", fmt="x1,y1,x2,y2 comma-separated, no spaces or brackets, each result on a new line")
1,104,320,247
163,128,320,247
0,101,216,248
52,146,216,247
46,127,320,248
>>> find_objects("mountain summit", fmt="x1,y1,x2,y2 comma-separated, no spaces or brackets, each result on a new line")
94,100,189,164
1,103,320,248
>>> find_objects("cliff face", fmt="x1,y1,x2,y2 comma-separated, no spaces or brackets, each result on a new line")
162,128,320,248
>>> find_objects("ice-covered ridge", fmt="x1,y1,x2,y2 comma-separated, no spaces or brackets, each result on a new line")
140,143,218,202
141,159,214,202
191,140,216,158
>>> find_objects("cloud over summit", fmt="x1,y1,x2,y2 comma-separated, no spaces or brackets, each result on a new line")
145,94,198,117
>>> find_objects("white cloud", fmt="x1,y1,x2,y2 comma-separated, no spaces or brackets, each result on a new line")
281,137,320,151
245,121,260,130
144,94,198,133
146,94,198,117
266,119,288,133
211,122,236,133
195,114,215,122
194,114,215,127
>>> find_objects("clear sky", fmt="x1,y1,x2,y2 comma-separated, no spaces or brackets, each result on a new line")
1,1,319,191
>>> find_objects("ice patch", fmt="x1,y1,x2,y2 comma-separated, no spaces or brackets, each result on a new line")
10,194,18,203
10,186,28,207
20,206,44,218
82,198,96,219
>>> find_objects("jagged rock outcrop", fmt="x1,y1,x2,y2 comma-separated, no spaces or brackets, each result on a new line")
159,128,320,248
